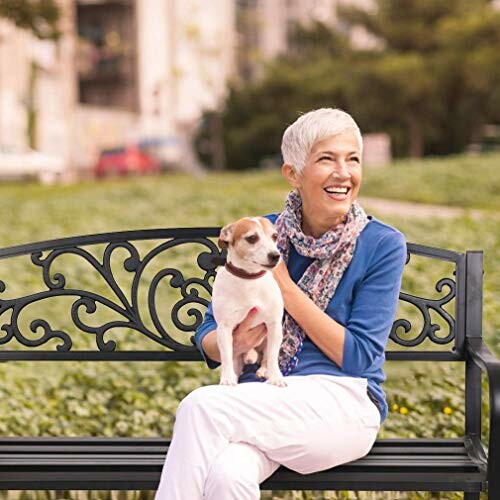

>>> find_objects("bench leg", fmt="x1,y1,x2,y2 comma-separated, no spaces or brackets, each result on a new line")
464,493,479,499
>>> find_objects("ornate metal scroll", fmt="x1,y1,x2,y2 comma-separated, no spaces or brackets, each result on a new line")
0,229,225,353
390,247,457,348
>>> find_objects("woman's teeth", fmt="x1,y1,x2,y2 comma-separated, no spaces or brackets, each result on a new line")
324,187,349,194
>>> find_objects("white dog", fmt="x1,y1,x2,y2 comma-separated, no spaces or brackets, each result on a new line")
212,217,286,387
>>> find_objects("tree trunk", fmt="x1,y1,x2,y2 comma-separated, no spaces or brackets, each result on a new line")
408,115,423,157
210,112,226,171
469,119,483,146
27,60,38,149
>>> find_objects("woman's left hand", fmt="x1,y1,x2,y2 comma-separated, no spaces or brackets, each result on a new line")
272,259,294,295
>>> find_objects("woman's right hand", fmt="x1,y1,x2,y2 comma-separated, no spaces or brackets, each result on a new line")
200,307,268,363
232,307,267,357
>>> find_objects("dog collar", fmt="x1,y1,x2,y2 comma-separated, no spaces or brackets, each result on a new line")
225,261,267,280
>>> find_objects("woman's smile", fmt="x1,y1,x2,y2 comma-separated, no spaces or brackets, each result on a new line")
323,185,351,201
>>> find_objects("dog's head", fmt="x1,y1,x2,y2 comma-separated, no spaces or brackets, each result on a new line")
218,217,281,270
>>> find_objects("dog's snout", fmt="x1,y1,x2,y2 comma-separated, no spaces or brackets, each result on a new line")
268,252,280,265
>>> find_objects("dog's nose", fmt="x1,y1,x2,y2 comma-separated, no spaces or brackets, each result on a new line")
268,252,280,265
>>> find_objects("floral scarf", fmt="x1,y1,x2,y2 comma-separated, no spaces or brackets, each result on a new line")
275,190,369,374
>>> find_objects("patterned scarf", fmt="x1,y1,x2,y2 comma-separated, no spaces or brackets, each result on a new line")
276,190,370,375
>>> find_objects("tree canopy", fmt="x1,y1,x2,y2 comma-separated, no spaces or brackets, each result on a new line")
0,0,60,40
203,0,500,169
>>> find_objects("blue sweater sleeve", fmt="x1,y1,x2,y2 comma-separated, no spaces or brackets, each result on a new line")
341,231,407,376
194,301,220,369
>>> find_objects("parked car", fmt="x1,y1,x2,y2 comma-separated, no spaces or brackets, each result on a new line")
0,146,66,184
94,144,162,178
137,135,182,171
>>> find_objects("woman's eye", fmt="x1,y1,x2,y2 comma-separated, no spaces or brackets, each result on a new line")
246,235,259,244
349,157,360,163
319,156,332,162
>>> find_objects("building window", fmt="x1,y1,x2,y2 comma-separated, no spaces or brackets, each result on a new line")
76,0,137,111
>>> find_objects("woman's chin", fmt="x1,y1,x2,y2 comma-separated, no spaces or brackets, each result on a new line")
325,203,351,222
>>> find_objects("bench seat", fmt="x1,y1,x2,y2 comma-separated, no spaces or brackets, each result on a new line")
0,437,487,493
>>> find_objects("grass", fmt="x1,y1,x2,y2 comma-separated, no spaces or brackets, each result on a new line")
361,151,500,211
0,152,498,499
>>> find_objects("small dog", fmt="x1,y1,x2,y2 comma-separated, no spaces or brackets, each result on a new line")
212,217,286,387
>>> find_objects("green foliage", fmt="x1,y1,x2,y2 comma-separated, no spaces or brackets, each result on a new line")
208,0,500,168
361,152,500,210
0,0,61,40
0,361,217,438
287,19,350,59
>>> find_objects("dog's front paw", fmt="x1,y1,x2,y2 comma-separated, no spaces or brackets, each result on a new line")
266,373,287,387
220,373,238,386
256,366,268,379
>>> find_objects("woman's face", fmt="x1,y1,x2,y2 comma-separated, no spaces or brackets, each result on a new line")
283,129,362,238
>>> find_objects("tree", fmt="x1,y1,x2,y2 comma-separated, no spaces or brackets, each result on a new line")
0,0,60,40
206,0,500,168
338,0,500,156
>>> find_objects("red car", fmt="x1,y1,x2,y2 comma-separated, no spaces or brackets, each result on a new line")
94,144,161,178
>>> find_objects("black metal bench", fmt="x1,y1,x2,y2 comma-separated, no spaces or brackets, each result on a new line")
0,228,497,498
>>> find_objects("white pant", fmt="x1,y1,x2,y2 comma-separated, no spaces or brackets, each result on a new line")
155,374,380,500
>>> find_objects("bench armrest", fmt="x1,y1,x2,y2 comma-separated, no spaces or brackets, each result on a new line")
466,337,500,495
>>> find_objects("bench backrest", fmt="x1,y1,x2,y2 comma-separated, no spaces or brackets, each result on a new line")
0,228,483,363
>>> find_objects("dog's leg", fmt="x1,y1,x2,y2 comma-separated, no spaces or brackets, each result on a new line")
255,338,268,379
234,354,244,380
217,324,238,386
265,322,286,387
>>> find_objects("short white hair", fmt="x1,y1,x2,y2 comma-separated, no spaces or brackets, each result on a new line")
281,108,363,175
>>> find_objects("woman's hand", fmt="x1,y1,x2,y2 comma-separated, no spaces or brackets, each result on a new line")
200,308,267,363
272,259,295,297
232,307,267,357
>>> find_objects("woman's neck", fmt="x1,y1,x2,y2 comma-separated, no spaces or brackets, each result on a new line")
301,213,346,239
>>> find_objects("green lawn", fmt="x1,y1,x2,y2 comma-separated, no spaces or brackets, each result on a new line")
0,151,498,251
0,153,497,499
361,151,500,211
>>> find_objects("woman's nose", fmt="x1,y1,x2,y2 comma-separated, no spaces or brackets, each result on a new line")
331,160,350,179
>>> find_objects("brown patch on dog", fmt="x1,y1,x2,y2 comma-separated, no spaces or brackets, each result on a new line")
219,218,260,249
257,217,276,236
218,237,229,250
218,222,235,249
232,218,260,243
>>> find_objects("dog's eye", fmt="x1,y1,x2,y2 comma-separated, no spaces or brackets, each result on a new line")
271,233,278,242
245,234,259,244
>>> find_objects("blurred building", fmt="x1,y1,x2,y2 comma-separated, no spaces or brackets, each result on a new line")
0,0,376,177
0,0,236,177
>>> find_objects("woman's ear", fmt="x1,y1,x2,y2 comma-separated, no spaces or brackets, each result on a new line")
282,164,301,188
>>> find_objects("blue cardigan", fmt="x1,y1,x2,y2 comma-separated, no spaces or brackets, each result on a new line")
195,214,407,424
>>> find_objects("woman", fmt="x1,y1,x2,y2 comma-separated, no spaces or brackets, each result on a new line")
155,108,407,499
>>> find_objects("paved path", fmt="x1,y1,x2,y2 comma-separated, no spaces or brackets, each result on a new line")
358,196,487,219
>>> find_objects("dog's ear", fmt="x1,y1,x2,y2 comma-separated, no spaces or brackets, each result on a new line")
258,217,275,232
218,222,235,250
